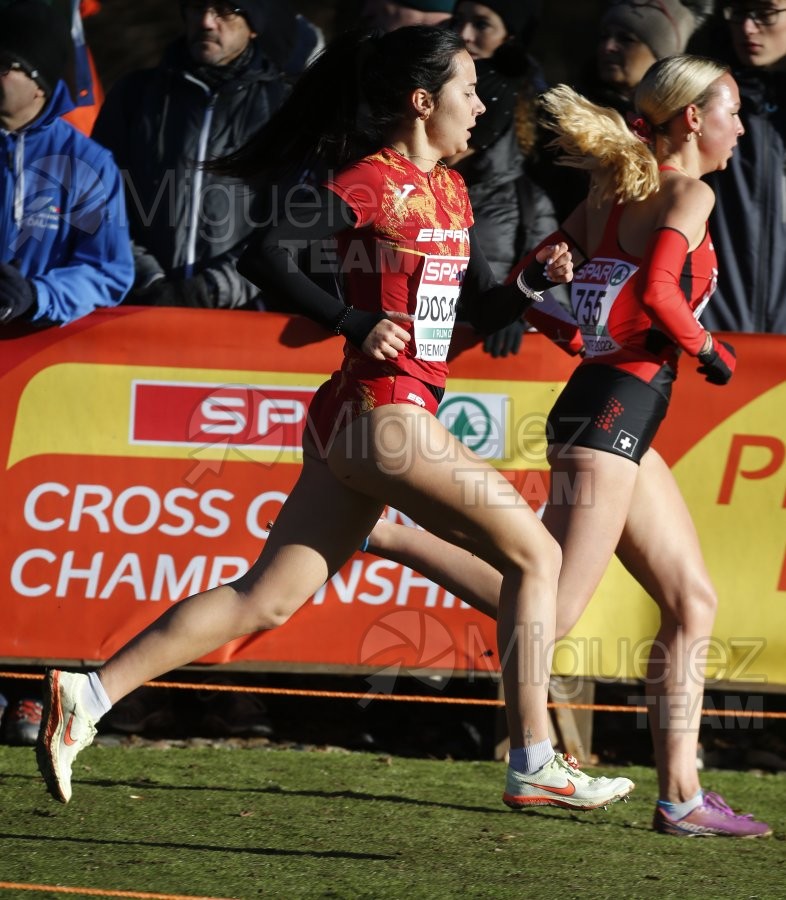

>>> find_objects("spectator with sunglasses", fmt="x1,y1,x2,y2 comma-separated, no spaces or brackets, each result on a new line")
91,1,294,311
703,2,786,332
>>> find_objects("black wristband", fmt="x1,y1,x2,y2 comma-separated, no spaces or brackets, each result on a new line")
338,307,387,349
520,256,553,293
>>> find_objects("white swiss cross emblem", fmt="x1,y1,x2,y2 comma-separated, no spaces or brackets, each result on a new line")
614,430,638,457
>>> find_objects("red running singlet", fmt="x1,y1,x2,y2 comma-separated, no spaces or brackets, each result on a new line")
325,147,473,390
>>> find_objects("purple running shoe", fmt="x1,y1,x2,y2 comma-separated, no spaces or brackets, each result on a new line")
653,791,771,838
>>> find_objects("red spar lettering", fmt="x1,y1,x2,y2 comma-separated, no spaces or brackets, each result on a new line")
577,261,614,284
717,435,785,504
423,259,467,286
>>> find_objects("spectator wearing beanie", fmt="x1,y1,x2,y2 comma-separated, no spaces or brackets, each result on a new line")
595,0,699,114
451,1,546,163
0,0,133,328
451,0,542,60
362,0,454,32
0,0,71,98
538,0,700,220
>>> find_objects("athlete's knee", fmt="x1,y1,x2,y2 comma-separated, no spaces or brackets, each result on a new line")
229,579,299,632
505,531,562,584
245,597,296,632
686,575,717,627
543,536,563,581
664,572,718,632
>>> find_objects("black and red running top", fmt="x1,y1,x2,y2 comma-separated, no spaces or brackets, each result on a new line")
521,200,718,385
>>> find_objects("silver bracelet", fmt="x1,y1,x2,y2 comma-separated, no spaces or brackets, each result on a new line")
333,305,354,335
516,269,545,303
698,330,714,359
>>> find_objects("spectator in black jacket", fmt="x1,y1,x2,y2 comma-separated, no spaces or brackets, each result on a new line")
448,1,557,356
449,58,558,357
92,0,291,310
703,2,786,333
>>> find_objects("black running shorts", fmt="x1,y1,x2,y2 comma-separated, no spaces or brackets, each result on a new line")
546,363,672,464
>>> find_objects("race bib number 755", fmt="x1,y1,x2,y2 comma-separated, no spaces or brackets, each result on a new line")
571,257,637,356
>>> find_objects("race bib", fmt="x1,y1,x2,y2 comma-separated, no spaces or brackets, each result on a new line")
414,255,466,361
571,257,637,356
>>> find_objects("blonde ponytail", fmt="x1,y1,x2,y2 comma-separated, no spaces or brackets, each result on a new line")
539,84,659,206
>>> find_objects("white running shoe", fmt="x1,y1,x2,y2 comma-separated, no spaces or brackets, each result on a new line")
36,670,97,803
503,752,635,811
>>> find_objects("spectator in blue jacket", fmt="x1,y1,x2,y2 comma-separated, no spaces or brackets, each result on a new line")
0,0,133,327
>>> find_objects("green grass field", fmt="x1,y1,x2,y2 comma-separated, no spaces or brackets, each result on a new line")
1,744,784,900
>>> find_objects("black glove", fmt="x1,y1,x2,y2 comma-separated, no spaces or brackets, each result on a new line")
175,274,217,308
0,263,37,324
130,275,216,308
483,319,526,358
129,279,177,307
697,336,736,385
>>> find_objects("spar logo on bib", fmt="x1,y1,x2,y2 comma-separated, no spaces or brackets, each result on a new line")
438,392,509,459
414,255,467,361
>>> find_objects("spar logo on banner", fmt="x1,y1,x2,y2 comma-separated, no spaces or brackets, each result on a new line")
130,381,516,461
5,364,325,472
131,381,319,453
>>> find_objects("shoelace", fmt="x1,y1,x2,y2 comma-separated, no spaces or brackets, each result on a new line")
554,752,582,774
703,791,754,820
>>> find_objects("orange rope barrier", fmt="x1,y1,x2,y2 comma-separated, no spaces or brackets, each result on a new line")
3,669,786,719
0,882,235,900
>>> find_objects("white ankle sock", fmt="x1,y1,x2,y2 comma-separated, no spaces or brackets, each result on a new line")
509,739,554,775
657,790,703,820
83,671,113,721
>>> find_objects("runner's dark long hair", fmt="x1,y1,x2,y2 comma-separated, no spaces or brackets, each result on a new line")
211,25,466,183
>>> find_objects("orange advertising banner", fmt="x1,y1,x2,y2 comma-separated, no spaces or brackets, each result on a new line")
1,309,784,685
